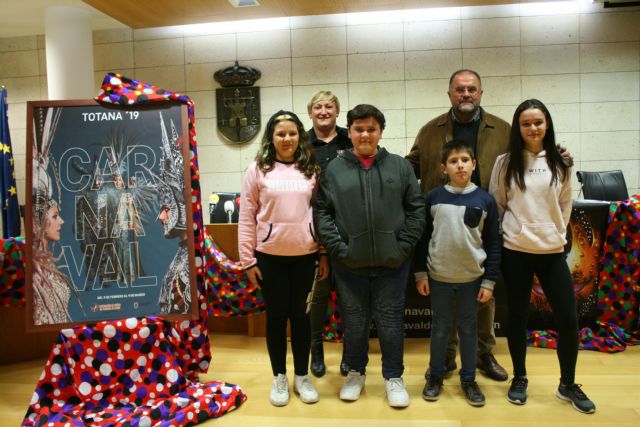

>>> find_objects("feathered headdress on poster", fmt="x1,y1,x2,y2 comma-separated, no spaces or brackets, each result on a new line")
32,107,62,230
101,128,158,222
157,112,186,238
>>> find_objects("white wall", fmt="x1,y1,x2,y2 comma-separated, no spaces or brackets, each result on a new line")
1,1,639,219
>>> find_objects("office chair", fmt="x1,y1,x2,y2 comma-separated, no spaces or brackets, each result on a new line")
576,170,629,201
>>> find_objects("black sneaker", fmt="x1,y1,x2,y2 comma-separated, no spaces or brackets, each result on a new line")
507,376,528,405
461,379,485,407
556,382,596,414
424,355,456,380
422,375,443,401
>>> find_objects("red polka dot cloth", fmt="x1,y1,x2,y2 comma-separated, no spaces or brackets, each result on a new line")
23,318,246,427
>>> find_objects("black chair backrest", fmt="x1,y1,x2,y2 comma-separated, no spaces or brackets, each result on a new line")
576,170,629,201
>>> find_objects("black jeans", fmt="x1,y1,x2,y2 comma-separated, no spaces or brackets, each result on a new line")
501,247,579,384
256,251,317,376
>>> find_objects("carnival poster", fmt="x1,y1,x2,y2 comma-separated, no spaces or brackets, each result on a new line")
25,100,197,329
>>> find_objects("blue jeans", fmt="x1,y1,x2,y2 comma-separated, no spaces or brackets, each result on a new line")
429,278,481,381
333,261,410,379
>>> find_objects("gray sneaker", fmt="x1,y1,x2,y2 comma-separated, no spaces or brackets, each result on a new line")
385,377,410,408
507,376,528,405
556,382,596,414
270,373,289,406
294,374,319,404
340,371,366,401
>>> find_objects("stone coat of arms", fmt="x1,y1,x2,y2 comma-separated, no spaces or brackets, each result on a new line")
214,62,261,143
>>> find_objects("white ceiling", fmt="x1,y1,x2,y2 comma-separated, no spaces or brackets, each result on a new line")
0,0,125,38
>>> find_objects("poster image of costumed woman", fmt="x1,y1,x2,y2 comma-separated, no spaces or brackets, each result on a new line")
31,107,85,325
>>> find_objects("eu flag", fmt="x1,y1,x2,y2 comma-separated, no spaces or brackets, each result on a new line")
0,87,21,238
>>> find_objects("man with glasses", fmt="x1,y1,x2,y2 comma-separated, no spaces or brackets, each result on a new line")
406,69,510,383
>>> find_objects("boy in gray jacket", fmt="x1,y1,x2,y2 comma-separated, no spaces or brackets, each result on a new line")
414,139,501,407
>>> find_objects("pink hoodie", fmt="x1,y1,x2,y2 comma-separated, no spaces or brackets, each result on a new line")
238,161,320,268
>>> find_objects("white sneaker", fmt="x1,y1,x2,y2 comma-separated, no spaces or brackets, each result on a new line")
270,373,289,406
385,377,410,408
294,374,319,403
340,371,366,401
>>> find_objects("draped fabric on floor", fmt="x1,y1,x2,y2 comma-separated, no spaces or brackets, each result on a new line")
23,319,246,427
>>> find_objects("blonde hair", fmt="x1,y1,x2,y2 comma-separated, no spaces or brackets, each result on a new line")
307,91,340,113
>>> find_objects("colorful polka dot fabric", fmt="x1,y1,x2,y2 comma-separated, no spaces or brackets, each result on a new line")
0,236,25,307
204,233,265,317
23,318,246,427
528,195,640,352
21,74,248,426
323,290,344,342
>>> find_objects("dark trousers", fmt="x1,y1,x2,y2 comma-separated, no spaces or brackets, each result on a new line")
501,247,579,384
256,251,316,376
309,276,331,339
333,261,410,379
429,278,481,381
446,294,496,357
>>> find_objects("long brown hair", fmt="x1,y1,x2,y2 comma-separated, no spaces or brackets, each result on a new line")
255,110,319,178
505,99,569,191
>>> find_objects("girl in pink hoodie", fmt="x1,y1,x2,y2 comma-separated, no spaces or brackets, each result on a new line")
238,110,329,407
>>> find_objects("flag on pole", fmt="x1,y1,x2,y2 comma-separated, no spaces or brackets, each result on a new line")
0,87,21,238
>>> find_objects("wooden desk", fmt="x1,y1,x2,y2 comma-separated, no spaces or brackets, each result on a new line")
0,308,59,364
206,224,266,337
